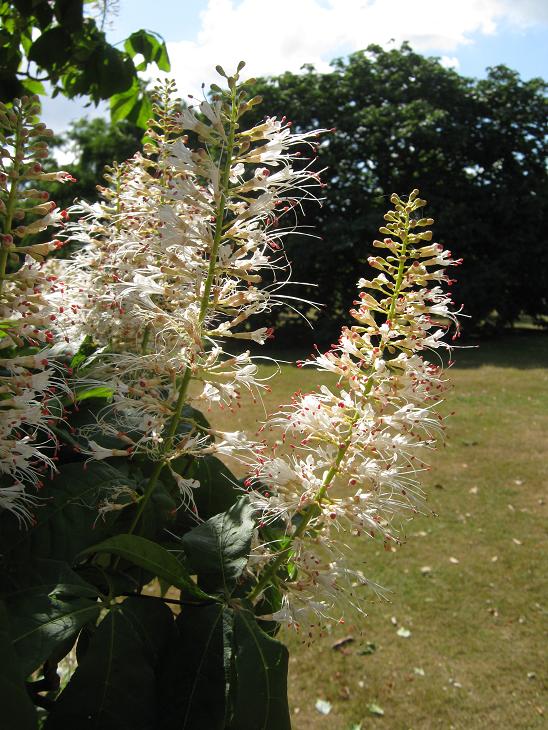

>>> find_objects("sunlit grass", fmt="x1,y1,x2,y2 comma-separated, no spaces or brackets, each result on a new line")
208,332,548,729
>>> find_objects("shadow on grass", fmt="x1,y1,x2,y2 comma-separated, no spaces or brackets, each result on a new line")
454,329,548,369
254,329,548,371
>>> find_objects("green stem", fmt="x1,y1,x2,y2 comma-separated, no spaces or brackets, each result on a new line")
387,210,409,321
126,366,192,535
249,211,413,601
0,112,23,295
199,89,238,325
141,324,151,353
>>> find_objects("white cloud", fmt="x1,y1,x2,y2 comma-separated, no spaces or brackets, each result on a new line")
440,56,461,70
157,0,547,97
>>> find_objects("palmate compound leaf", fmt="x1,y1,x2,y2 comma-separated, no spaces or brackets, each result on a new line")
44,596,175,730
181,496,256,596
5,560,101,677
78,534,211,600
0,601,38,730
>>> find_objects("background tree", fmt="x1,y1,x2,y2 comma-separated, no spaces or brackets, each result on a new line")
0,0,170,126
46,116,143,208
244,44,548,340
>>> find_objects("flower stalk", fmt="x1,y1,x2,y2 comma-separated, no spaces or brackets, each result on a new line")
246,190,462,622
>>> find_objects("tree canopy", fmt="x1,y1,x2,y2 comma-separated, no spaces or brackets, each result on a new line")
243,44,547,338
0,0,170,126
44,43,548,337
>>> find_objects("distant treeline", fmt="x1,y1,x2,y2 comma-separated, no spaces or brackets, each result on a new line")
49,44,548,340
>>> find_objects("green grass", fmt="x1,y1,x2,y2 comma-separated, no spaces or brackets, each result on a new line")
207,331,548,729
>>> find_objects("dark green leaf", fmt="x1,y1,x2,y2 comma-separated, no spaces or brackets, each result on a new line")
6,561,100,677
182,497,255,595
125,92,152,129
54,0,83,31
0,462,131,564
184,455,240,520
28,26,72,67
159,604,233,730
0,601,38,729
228,610,290,730
45,597,174,730
78,534,210,600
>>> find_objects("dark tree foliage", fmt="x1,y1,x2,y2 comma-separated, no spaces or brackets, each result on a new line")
243,44,548,339
0,0,170,126
46,117,143,208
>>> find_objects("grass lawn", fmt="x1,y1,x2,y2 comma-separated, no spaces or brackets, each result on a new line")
206,331,548,729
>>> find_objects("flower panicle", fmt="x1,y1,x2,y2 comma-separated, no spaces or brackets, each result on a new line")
0,97,76,522
61,68,328,465
246,190,461,626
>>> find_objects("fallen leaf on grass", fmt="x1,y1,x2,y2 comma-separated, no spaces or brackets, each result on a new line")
332,635,355,650
469,486,479,494
420,565,432,575
390,615,398,625
367,702,385,716
397,626,411,638
315,699,332,715
339,686,351,700
414,667,425,676
512,538,522,545
449,556,460,564
357,642,377,655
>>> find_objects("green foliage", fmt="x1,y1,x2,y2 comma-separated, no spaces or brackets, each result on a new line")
229,609,291,730
0,462,125,563
0,1,170,124
244,44,548,336
182,497,256,596
79,534,211,600
5,559,100,677
45,116,143,209
160,603,233,729
184,455,240,519
0,601,38,730
0,380,290,726
44,597,175,730
160,605,291,730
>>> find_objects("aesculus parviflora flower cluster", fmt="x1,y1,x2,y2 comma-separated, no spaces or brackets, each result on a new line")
0,96,75,521
247,190,462,624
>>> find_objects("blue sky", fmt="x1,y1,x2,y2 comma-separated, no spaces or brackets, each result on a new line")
41,0,548,132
